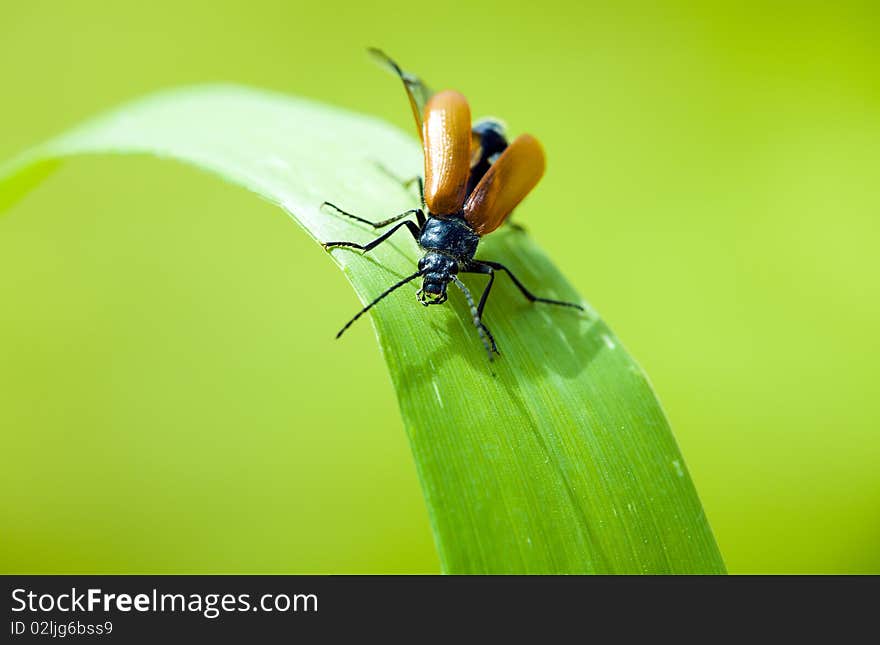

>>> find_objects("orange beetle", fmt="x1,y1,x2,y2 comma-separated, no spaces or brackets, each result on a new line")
321,51,583,359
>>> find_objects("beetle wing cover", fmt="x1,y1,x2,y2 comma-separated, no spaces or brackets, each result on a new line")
423,90,472,215
368,48,433,140
463,134,545,235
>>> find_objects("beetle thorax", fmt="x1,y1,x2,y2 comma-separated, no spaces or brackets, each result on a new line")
418,216,480,260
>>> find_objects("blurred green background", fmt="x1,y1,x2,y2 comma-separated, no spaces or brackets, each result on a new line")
1,0,877,573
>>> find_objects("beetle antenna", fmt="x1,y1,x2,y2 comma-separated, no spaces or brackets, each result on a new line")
336,270,423,339
451,276,496,362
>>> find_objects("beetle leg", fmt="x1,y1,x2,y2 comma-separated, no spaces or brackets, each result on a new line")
458,265,499,355
451,276,498,359
462,262,496,319
321,201,423,229
481,321,498,355
373,162,426,211
468,260,584,311
323,220,421,253
415,178,427,220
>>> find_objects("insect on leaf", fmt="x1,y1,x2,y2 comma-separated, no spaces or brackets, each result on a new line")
0,85,725,574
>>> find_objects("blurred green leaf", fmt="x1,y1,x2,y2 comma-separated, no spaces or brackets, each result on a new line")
0,85,724,573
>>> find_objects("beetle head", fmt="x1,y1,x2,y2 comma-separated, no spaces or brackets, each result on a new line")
417,252,458,305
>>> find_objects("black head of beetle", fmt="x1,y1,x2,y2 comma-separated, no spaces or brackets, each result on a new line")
417,252,455,305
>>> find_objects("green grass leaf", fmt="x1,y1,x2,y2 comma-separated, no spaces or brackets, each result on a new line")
0,85,724,573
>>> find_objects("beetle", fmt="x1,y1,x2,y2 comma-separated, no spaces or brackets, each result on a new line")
321,53,583,360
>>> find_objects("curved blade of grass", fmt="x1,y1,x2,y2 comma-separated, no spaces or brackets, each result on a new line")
0,85,724,573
